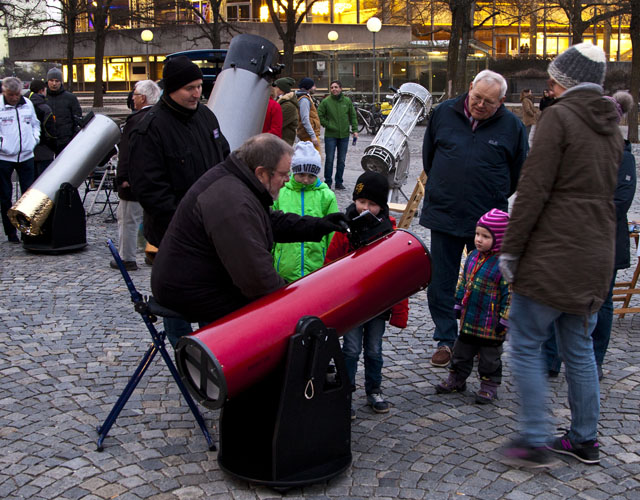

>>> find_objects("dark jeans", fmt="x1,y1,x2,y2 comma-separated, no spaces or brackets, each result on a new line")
163,317,209,348
427,230,476,348
543,272,616,371
324,136,349,186
0,158,34,237
342,317,386,394
450,337,503,383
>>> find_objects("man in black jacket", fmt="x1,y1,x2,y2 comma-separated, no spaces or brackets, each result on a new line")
46,68,82,154
151,133,348,346
28,80,56,178
129,56,230,248
110,79,162,271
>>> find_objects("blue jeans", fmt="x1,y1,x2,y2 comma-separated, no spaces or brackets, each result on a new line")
509,293,599,446
427,230,475,348
543,272,616,371
0,158,34,237
163,318,208,348
324,136,349,186
342,317,386,394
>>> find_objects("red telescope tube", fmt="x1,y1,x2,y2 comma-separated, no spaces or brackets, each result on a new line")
175,228,431,409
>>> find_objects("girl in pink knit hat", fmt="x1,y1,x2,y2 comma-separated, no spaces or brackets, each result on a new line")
435,208,510,403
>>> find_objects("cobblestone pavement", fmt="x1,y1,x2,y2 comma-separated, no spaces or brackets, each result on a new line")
1,123,640,500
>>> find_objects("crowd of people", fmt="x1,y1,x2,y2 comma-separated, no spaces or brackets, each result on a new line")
2,41,635,472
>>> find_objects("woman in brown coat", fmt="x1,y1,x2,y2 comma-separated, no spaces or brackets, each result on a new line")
520,89,537,140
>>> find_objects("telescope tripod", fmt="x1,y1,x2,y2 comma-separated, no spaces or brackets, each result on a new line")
96,240,216,452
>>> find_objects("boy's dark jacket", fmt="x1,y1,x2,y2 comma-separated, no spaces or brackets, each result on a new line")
324,203,409,328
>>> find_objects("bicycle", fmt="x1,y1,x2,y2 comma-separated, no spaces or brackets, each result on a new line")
354,101,384,135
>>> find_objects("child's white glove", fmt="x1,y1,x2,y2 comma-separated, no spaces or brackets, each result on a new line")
498,253,519,283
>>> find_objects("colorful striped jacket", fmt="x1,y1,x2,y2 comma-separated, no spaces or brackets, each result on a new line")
454,250,510,341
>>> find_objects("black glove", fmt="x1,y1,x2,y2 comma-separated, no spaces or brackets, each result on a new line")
455,308,461,319
318,212,350,234
495,322,506,334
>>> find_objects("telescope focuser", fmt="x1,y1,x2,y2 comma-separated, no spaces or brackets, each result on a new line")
346,210,393,250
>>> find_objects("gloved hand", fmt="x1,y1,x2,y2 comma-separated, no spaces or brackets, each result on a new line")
498,253,519,283
318,212,350,234
495,320,507,334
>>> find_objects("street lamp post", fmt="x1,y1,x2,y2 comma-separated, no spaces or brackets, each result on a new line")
141,29,154,80
328,30,339,84
366,17,381,105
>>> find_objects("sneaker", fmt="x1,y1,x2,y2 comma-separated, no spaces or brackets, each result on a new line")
547,433,600,464
335,184,346,190
503,437,560,468
367,392,389,413
110,260,138,271
435,371,466,394
431,345,452,367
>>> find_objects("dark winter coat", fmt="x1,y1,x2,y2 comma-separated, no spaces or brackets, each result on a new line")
46,85,82,154
419,93,528,238
614,140,637,271
278,91,299,146
151,153,329,322
128,95,230,247
501,86,623,315
28,92,56,161
116,106,152,201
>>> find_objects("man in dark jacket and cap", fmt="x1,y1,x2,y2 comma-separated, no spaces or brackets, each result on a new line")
420,69,528,368
46,67,82,154
274,77,298,146
129,55,230,248
129,55,230,341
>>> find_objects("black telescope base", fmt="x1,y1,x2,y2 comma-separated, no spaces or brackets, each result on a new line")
217,316,352,490
22,183,87,254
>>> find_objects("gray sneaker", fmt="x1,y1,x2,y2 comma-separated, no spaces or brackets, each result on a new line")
367,392,389,413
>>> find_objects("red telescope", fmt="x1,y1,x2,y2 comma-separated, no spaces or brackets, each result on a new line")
175,228,431,409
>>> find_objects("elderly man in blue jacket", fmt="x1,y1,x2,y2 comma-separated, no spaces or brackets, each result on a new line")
420,69,528,367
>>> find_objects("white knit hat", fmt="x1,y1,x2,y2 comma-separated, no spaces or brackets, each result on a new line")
291,141,321,176
548,43,606,89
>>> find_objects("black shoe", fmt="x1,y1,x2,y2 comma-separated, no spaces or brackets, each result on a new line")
335,184,346,190
548,370,560,378
110,260,138,271
367,392,389,413
350,408,356,421
547,433,600,464
326,182,332,189
597,364,603,381
8,233,19,243
503,437,560,468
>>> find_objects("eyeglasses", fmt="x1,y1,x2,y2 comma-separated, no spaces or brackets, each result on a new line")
271,169,291,179
469,91,499,108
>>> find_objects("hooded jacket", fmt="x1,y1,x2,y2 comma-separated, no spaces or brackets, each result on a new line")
28,92,56,161
45,84,82,153
151,153,331,322
613,140,636,271
501,86,623,315
0,95,40,163
317,93,358,139
272,177,338,282
419,93,528,239
278,91,299,146
296,91,321,145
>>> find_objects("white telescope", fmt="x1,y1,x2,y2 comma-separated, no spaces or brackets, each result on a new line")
361,83,431,203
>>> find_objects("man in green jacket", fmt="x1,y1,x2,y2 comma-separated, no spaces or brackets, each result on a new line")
317,80,358,190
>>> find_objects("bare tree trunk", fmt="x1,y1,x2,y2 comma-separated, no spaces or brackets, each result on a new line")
93,29,105,107
65,32,75,92
455,0,473,95
629,0,640,142
446,0,463,98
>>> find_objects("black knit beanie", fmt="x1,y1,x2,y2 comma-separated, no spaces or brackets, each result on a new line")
353,171,389,208
163,56,203,95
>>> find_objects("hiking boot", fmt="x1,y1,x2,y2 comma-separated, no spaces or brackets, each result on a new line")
547,432,600,464
435,371,466,394
503,437,560,468
475,378,498,404
367,392,389,413
431,345,452,367
335,184,346,190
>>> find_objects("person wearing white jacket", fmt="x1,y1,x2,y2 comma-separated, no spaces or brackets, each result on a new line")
0,77,40,243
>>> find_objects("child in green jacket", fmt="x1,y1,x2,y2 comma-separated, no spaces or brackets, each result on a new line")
272,141,338,282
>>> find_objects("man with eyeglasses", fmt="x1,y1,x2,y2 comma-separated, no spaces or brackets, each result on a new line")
420,69,528,368
150,133,348,346
110,79,161,271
